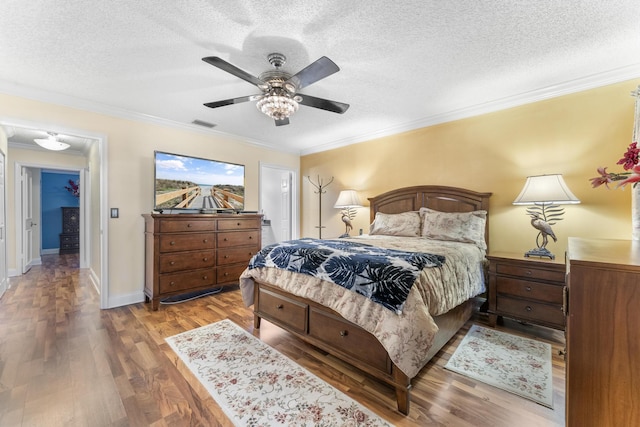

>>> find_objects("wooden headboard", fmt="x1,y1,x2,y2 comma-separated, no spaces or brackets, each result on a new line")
368,185,492,247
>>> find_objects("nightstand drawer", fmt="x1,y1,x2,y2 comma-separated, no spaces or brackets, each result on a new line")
496,264,565,283
495,277,563,304
497,296,565,327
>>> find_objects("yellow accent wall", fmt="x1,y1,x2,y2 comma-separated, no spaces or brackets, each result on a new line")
301,79,640,257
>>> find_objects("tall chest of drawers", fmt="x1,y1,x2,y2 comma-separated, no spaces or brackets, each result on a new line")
60,206,80,254
143,213,262,310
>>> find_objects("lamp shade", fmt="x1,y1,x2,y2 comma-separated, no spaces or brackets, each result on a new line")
334,190,362,208
513,174,580,205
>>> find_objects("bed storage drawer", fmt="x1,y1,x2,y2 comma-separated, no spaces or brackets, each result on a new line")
257,287,307,334
308,307,390,373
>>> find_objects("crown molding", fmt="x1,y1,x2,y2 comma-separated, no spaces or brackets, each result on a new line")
301,63,640,155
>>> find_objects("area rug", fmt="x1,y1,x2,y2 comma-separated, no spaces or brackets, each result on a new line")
166,319,392,426
444,324,553,408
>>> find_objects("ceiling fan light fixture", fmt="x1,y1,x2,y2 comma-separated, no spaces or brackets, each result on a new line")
256,91,299,120
34,132,70,151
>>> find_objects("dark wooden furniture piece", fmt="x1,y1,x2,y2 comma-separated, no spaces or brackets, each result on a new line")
565,237,640,427
486,253,566,330
60,206,80,254
252,185,491,415
143,213,261,310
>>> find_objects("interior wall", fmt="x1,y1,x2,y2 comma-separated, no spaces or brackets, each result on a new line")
301,78,640,257
0,92,299,307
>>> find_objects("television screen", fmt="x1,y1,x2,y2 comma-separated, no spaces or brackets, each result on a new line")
154,151,245,211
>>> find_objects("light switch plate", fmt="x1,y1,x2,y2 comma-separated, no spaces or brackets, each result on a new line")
110,208,119,218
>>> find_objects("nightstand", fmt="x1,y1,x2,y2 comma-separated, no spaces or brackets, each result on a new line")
486,253,566,330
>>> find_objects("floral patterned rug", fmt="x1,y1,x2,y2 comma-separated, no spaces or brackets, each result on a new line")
165,319,392,426
444,324,553,408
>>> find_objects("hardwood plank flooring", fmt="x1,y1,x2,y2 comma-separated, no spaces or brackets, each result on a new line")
0,254,566,426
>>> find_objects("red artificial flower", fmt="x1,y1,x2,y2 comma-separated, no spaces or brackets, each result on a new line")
617,142,640,170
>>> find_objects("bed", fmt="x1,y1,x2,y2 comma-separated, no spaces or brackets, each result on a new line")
239,185,491,415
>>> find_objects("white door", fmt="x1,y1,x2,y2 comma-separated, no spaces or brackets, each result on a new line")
21,166,35,274
0,151,7,298
259,164,297,247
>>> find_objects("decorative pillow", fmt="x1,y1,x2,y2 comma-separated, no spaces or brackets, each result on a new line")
419,207,487,250
369,211,421,237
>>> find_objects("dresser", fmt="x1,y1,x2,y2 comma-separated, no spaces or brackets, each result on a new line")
59,206,80,254
566,238,640,427
486,253,566,330
142,213,262,310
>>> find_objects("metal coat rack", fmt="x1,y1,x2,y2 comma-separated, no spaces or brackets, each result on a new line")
306,175,334,238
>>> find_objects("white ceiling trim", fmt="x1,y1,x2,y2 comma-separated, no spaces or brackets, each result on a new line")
302,63,640,155
0,80,300,155
2,62,640,158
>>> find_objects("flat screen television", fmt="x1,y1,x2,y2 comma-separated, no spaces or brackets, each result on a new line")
154,151,245,212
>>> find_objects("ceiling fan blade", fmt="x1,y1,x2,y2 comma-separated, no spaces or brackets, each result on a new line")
298,94,350,114
202,56,266,88
286,56,340,90
204,95,257,109
275,118,290,126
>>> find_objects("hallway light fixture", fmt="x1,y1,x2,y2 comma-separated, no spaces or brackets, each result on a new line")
34,132,70,151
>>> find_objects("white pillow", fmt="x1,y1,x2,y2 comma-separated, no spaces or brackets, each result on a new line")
419,207,487,250
369,211,421,237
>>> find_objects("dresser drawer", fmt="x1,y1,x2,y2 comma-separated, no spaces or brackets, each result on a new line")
159,268,216,293
308,307,390,373
496,263,565,283
217,246,260,265
159,250,215,273
217,264,247,284
217,218,261,230
159,219,216,233
257,287,307,334
497,296,565,327
60,234,80,245
496,277,563,304
217,231,259,248
159,233,215,252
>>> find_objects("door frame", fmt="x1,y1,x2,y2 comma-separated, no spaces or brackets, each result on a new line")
259,162,299,242
3,118,109,309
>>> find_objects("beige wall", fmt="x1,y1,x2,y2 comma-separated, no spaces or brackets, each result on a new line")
0,92,299,307
301,79,640,257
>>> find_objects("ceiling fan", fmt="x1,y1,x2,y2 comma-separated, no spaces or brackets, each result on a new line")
202,53,349,126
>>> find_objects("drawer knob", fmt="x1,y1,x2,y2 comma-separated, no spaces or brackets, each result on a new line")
203,257,208,261
170,261,175,265
224,272,229,276
339,330,348,337
525,305,532,312
187,223,192,227
170,281,175,286
526,270,532,276
202,275,208,280
249,236,252,240
203,239,208,243
237,222,241,226
170,241,175,245
525,286,531,292
276,304,283,310
224,238,228,241
224,255,228,258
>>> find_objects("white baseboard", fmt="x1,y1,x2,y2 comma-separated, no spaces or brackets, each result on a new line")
107,291,145,309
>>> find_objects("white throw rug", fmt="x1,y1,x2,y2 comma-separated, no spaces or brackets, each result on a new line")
166,319,392,426
444,324,553,408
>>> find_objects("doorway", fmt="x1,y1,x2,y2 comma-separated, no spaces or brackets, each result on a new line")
259,163,298,246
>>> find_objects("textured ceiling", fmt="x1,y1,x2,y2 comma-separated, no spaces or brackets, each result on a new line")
1,1,640,154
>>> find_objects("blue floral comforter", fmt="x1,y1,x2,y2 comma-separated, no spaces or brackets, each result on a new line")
248,238,445,313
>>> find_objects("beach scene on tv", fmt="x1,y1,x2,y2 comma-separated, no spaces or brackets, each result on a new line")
154,152,245,211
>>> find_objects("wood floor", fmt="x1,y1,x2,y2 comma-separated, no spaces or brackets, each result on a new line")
0,254,566,426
